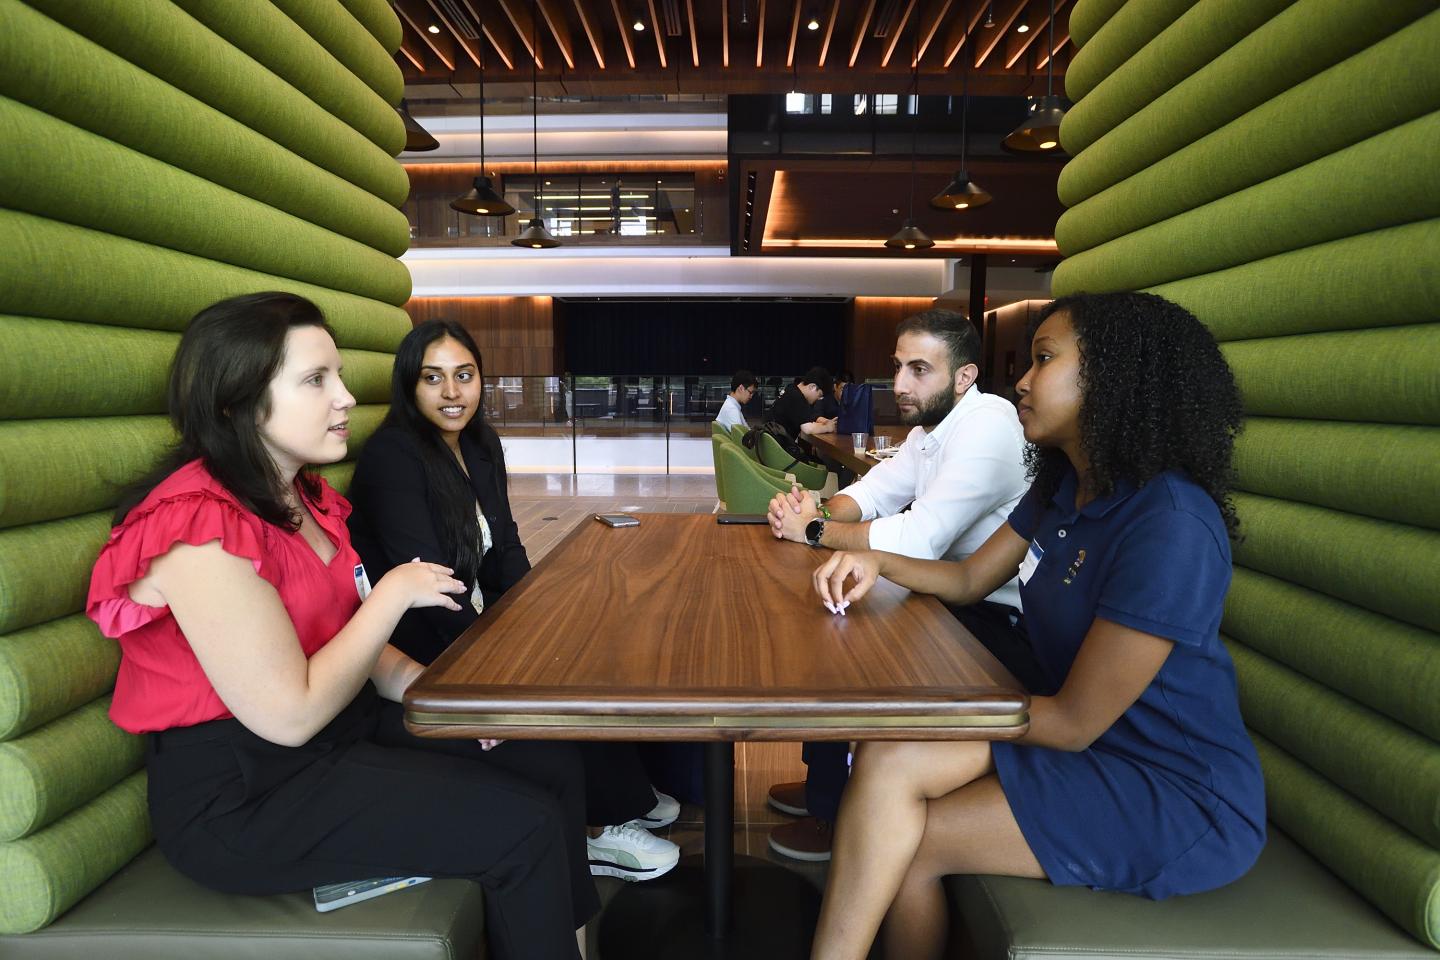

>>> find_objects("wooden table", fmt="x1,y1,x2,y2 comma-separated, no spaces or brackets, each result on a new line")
406,514,1027,958
806,429,902,476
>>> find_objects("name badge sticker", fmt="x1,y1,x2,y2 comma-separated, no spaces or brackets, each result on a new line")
353,563,373,600
1018,541,1044,586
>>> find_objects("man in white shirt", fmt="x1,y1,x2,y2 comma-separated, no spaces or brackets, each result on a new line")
714,370,757,432
762,309,1035,862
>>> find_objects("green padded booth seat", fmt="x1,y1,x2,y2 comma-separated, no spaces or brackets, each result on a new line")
945,830,1435,960
1,847,485,960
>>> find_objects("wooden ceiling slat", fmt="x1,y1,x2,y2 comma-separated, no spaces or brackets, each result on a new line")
973,0,1027,68
395,0,458,69
499,0,546,69
755,0,767,69
646,0,668,68
1034,3,1070,69
848,0,877,68
817,0,841,66
398,29,429,71
1004,0,1067,68
722,0,730,67
609,0,638,68
940,0,988,68
914,0,955,65
686,0,700,66
537,0,577,68
572,0,607,67
879,0,919,68
422,0,487,68
785,0,801,68
464,0,517,70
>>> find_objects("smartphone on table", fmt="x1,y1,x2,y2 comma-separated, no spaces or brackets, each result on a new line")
594,514,640,528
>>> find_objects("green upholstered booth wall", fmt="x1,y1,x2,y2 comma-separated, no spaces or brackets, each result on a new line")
0,0,411,934
1058,0,1439,948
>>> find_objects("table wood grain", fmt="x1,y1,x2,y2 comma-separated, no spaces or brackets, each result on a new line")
406,513,1027,742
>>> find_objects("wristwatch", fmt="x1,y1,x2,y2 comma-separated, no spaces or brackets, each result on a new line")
805,517,826,547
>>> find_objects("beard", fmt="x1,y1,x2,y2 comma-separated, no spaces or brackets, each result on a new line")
898,386,955,427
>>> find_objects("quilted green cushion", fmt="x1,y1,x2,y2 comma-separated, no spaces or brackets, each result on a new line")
269,0,404,105
0,615,119,741
1064,0,1198,105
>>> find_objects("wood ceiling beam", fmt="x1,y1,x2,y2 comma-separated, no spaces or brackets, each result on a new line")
755,0,767,69
646,0,668,68
572,0,606,67
913,0,955,65
1034,3,1070,69
972,0,1026,68
722,0,730,67
786,0,801,68
498,0,546,69
397,24,430,71
609,0,638,67
1004,0,1067,68
817,0,840,66
537,0,577,68
879,0,919,68
848,0,877,68
464,0,517,70
421,0,486,68
394,0,457,69
686,0,700,66
940,0,988,68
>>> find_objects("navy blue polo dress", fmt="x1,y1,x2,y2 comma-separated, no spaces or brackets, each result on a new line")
990,467,1266,899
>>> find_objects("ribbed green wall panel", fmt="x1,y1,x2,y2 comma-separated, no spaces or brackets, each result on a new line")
269,0,404,104
0,512,110,637
0,616,119,742
1224,572,1440,743
314,461,358,496
1057,0,1436,207
0,1,409,256
24,0,409,207
1224,326,1440,428
1068,0,1127,47
170,0,403,154
1064,0,1197,105
1054,114,1440,293
339,0,404,52
1140,220,1440,342
0,210,411,351
1232,492,1440,633
1233,420,1440,530
1230,643,1440,848
1058,11,1440,254
0,318,171,420
1253,736,1440,949
0,98,411,306
0,772,150,934
0,698,143,842
0,417,173,530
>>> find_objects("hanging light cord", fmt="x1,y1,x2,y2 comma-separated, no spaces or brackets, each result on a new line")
1046,0,1055,98
959,46,969,171
907,33,919,221
478,63,486,174
531,0,539,219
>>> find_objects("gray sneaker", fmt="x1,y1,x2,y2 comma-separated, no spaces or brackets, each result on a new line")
587,824,680,881
627,787,680,830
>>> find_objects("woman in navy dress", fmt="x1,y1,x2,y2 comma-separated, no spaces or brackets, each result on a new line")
809,292,1265,960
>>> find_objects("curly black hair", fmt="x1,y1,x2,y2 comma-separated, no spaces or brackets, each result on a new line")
1023,292,1244,539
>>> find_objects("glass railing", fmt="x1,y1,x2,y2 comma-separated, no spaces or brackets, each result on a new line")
477,375,898,474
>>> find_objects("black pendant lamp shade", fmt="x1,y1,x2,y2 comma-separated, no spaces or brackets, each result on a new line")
930,171,992,210
1003,0,1066,152
515,217,561,248
886,219,935,250
451,176,515,216
398,99,439,151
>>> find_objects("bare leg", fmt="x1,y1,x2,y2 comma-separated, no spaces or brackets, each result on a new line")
810,740,995,960
881,775,1044,960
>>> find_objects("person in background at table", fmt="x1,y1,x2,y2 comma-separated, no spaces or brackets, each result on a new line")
716,370,757,432
809,292,1265,960
86,293,597,960
347,320,681,884
768,366,838,441
816,369,853,421
763,310,1031,862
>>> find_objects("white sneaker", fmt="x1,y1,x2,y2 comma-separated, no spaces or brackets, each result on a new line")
587,824,680,882
627,787,680,830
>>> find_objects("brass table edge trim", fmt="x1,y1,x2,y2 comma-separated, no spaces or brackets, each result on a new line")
407,711,1030,729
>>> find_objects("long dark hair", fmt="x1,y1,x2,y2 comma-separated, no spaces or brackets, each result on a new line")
1023,292,1243,538
116,292,334,529
383,320,498,584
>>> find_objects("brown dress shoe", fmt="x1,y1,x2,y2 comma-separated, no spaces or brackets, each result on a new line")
767,781,809,817
768,817,833,862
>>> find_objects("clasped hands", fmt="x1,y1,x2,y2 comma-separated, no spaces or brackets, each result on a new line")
768,487,883,616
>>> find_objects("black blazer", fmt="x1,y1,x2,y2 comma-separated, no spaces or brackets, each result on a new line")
346,423,530,666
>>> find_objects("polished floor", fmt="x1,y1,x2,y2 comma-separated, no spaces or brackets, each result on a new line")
510,473,830,955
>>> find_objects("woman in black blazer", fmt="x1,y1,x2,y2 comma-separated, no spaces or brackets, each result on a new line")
347,320,680,882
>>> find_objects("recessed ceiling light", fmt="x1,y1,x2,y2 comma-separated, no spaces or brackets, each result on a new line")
1016,23,1029,33
806,16,820,30
633,17,645,31
427,24,440,33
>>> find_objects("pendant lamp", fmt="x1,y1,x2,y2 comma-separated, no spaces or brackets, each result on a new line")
930,47,990,210
512,0,560,249
886,54,934,251
1003,0,1065,152
398,99,439,152
451,57,515,216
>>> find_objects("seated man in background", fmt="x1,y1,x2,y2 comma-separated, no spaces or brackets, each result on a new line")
716,370,757,431
815,369,853,421
763,309,1033,862
768,366,838,441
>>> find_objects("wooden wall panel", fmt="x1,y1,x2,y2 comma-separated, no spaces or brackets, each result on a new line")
404,296,559,375
846,296,937,380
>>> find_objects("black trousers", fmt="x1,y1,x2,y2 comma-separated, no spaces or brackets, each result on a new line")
146,684,598,960
577,741,658,826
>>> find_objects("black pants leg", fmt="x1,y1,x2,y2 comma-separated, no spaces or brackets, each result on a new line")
577,741,658,826
944,600,1051,694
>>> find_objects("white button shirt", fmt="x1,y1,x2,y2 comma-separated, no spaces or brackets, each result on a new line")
715,395,747,432
843,385,1029,610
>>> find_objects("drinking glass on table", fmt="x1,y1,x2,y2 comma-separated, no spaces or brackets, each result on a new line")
874,435,891,452
851,432,866,455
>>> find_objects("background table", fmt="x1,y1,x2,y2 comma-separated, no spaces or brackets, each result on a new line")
406,513,1027,957
806,430,901,477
